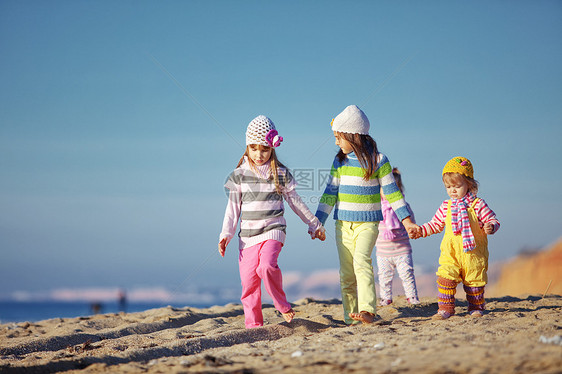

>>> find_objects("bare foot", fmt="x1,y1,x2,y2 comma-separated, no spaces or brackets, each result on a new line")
432,310,452,320
467,310,483,318
282,309,295,323
349,311,378,324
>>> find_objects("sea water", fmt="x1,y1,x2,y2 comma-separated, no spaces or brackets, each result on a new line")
0,301,214,323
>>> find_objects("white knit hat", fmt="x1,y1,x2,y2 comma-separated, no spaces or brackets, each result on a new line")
331,105,370,135
246,115,283,147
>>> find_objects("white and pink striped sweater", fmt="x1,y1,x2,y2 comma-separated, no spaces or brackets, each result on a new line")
220,159,322,250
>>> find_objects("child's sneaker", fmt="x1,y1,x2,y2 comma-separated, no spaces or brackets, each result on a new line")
432,310,452,320
379,299,392,306
407,297,420,305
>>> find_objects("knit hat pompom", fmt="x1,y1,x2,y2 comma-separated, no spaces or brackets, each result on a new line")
331,105,370,135
443,156,474,179
246,115,283,147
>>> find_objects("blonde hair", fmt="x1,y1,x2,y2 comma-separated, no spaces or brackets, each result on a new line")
442,172,479,195
335,132,379,180
237,145,286,193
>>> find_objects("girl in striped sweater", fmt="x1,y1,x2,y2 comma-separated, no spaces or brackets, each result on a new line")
219,115,325,329
412,157,500,319
315,105,417,325
376,168,420,306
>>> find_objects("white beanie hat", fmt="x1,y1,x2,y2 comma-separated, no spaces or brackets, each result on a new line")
246,115,283,147
331,105,370,135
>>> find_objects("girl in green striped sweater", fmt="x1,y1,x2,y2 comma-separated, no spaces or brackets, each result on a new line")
315,105,418,325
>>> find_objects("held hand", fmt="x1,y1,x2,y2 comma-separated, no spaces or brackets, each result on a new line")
309,227,326,241
402,217,420,239
218,238,228,257
315,228,326,241
409,226,422,239
401,216,415,230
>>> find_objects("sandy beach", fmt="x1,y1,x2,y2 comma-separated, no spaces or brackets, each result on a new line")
1,294,561,373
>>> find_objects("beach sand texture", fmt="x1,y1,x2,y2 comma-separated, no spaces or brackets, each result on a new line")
1,295,561,373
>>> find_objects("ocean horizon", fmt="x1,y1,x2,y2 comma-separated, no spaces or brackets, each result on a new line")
0,299,238,324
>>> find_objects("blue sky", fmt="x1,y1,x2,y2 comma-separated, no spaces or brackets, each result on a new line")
1,1,561,297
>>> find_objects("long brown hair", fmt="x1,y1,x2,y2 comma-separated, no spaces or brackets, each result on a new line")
336,132,379,180
392,168,404,194
237,145,286,193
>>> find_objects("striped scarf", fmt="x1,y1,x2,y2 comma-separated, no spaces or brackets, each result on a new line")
450,192,476,252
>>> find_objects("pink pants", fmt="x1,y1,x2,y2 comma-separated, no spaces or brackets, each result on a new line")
238,240,291,328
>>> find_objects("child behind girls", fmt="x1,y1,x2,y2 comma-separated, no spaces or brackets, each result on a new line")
376,167,420,306
412,157,500,319
219,115,326,329
314,105,417,325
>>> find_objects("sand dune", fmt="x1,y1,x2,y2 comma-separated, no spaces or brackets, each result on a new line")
1,294,561,373
489,239,562,297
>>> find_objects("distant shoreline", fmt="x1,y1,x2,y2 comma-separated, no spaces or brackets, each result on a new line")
0,300,237,324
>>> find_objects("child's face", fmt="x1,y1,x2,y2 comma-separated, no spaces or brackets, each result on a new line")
248,144,272,166
444,178,469,200
334,132,353,154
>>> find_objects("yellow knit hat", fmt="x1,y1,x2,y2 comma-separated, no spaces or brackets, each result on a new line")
442,156,474,179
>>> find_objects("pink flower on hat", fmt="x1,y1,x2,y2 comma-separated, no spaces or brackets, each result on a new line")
265,129,283,147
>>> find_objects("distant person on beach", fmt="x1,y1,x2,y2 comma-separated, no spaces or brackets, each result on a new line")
90,302,103,315
314,105,417,325
411,157,500,319
219,115,326,329
118,289,127,313
376,167,420,306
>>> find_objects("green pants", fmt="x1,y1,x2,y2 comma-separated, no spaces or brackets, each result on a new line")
335,220,379,325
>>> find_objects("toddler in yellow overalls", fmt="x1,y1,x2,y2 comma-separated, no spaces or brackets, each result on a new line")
412,157,500,319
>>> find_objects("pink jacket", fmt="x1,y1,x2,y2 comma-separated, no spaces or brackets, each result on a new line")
378,198,415,241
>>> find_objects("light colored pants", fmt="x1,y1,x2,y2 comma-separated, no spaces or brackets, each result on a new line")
238,240,291,328
376,253,418,301
335,220,379,325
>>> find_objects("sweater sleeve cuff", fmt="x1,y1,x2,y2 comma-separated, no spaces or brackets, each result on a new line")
315,211,329,226
395,205,411,222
